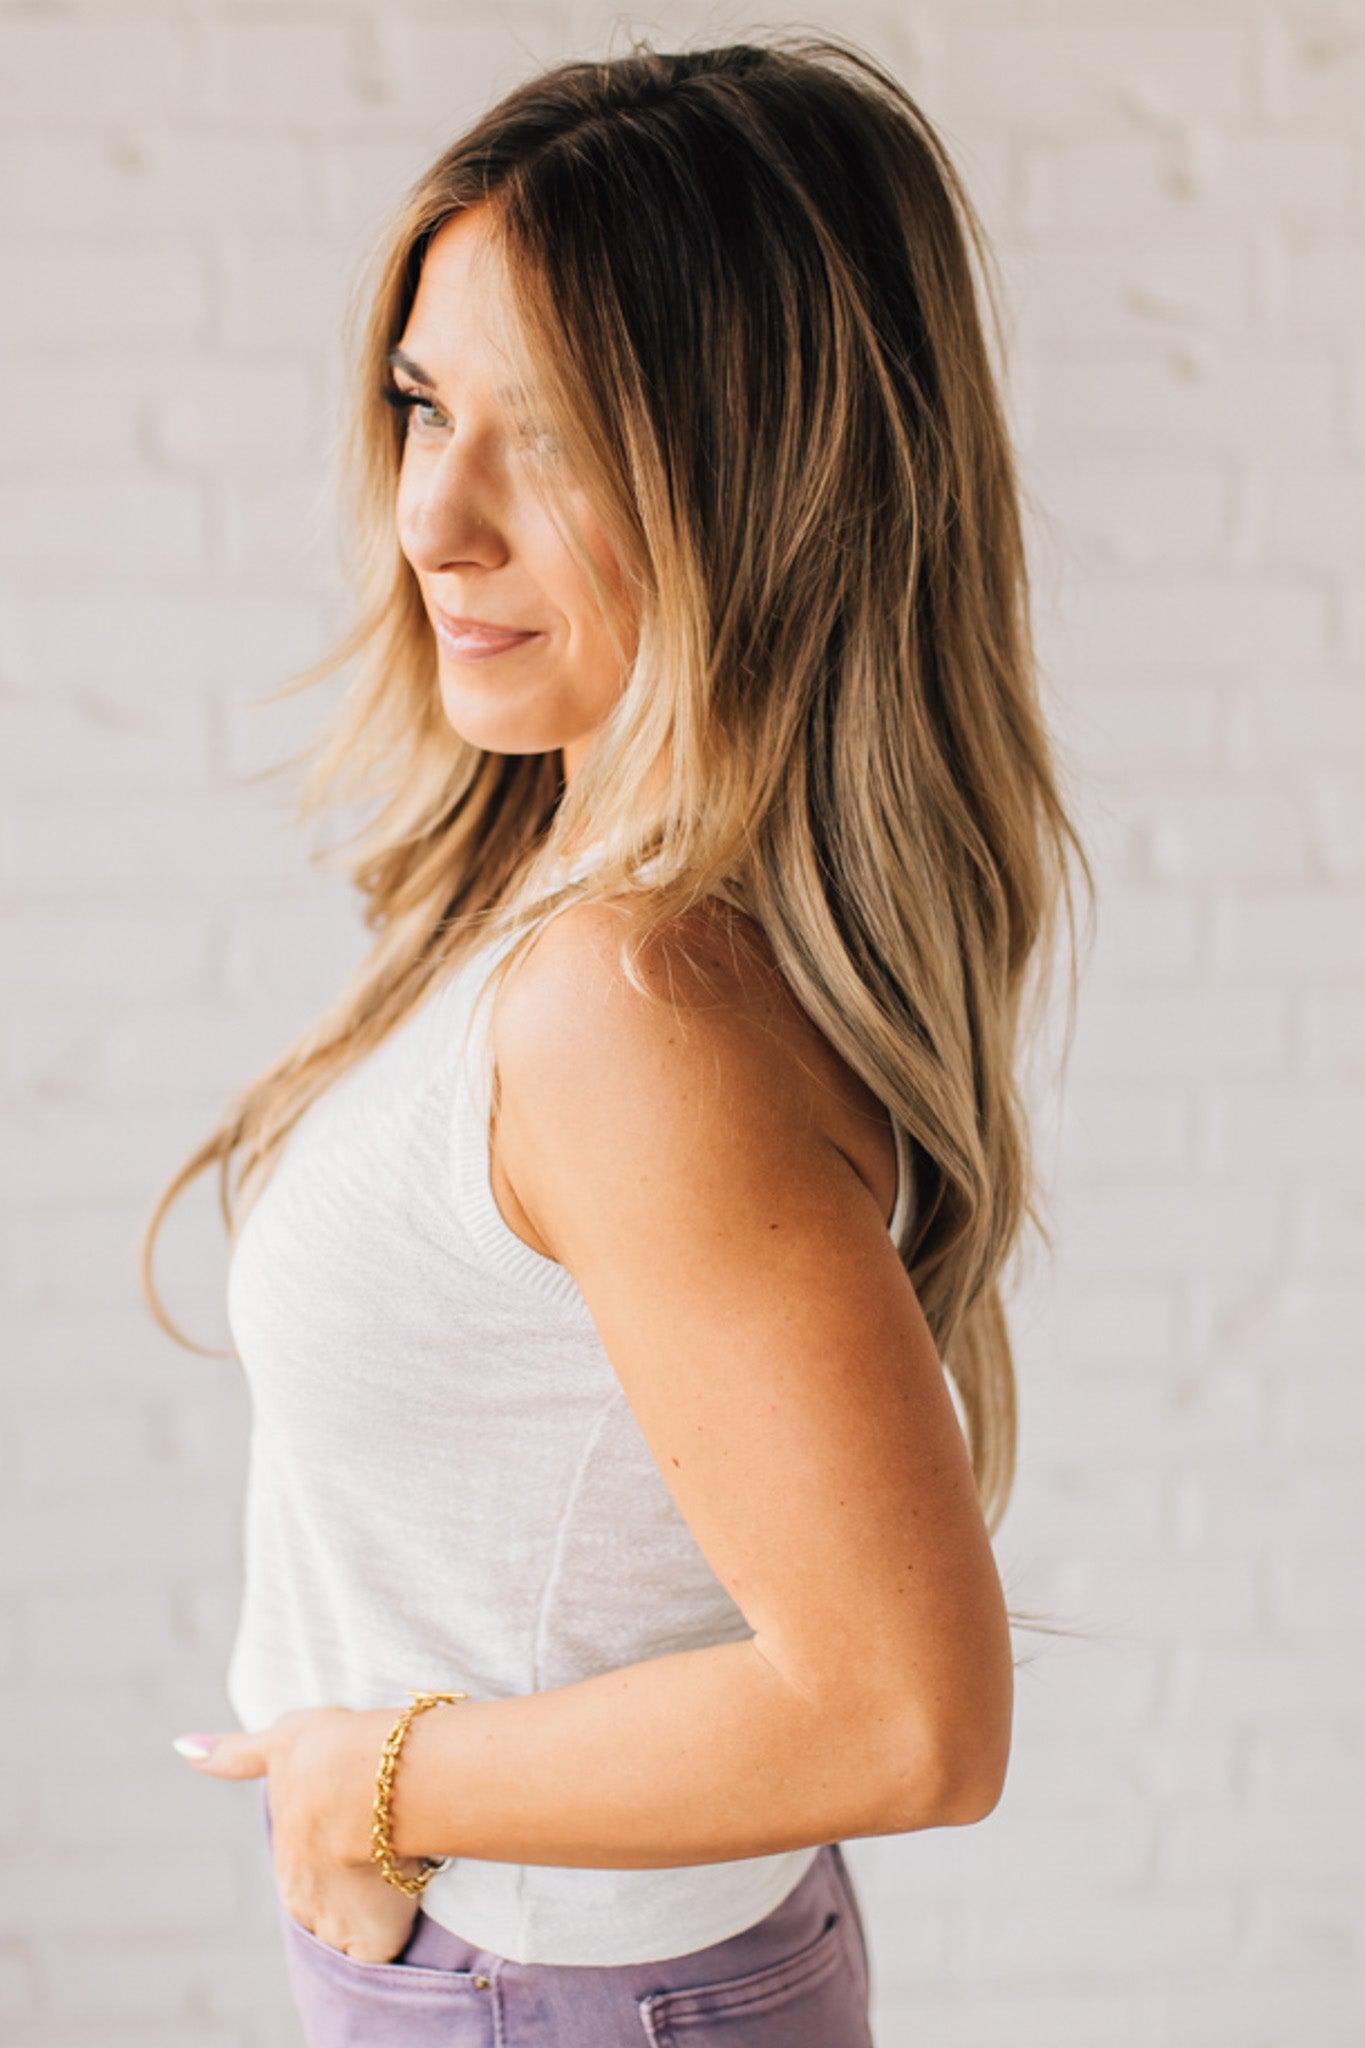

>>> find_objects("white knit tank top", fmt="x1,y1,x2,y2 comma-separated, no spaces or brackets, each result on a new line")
224,852,914,1966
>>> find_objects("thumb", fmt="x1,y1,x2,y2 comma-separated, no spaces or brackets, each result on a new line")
171,1730,266,1778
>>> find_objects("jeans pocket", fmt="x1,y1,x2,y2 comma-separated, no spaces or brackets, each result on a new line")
278,1902,500,2048
279,1899,480,1984
636,1906,859,2045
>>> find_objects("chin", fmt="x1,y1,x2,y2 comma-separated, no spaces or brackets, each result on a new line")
433,677,569,758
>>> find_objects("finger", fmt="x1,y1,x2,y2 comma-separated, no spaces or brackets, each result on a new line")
171,1731,267,1778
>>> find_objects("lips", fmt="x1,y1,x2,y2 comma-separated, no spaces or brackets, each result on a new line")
432,604,541,652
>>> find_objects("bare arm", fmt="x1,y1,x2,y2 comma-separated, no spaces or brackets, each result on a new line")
324,901,1013,1867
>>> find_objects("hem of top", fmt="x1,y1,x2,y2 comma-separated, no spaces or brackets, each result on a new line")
420,1841,823,1968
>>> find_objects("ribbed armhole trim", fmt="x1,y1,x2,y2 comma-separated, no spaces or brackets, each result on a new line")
451,945,598,1315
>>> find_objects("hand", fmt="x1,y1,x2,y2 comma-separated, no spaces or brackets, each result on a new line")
171,1705,427,1964
271,1830,423,1963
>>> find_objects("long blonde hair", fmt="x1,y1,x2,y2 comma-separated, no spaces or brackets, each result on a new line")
141,32,1096,1640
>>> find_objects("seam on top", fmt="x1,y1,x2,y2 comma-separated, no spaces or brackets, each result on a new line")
516,1382,624,1951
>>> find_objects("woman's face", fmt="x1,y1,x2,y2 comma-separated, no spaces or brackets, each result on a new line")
391,208,636,780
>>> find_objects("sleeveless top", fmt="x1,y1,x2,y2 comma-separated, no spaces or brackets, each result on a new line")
224,849,914,1966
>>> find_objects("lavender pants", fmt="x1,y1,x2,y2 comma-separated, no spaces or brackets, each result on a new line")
262,1787,874,2046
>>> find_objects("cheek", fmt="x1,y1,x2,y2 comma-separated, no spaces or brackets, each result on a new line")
531,505,628,640
580,505,630,603
572,516,635,654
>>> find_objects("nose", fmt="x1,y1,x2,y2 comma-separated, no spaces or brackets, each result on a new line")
397,442,509,578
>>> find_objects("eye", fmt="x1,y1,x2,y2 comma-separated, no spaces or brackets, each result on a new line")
379,380,564,463
378,379,446,434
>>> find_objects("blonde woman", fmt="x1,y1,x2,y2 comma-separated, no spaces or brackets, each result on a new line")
144,32,1093,2047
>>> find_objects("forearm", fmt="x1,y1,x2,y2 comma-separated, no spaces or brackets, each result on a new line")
332,1637,952,1870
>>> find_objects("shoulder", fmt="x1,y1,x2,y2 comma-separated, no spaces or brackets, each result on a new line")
493,895,799,1090
487,894,900,1285
487,898,853,1273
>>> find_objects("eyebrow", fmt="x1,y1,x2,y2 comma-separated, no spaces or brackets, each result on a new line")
387,347,529,408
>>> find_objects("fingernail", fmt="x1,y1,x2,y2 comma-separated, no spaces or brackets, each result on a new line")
172,1733,220,1760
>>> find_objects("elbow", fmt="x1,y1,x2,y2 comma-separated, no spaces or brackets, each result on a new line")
934,1749,1008,1826
875,1721,1010,1834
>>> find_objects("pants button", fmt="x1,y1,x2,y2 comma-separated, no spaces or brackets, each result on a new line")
472,1974,491,1989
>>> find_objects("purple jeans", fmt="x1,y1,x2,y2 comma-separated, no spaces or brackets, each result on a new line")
262,1786,874,2045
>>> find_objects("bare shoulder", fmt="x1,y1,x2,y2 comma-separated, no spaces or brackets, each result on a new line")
495,895,801,1078
489,894,899,1254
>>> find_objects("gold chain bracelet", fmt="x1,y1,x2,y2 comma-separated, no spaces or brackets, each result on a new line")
370,1689,468,1896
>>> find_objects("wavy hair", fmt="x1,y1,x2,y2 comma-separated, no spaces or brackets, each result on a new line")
140,31,1097,1645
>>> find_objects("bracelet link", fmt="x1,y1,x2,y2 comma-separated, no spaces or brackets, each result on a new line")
371,1689,468,1895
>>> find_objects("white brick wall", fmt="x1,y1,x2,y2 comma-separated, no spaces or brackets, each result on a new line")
2,3,1361,2041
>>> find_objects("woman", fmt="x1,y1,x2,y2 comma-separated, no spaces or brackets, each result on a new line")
143,31,1094,2047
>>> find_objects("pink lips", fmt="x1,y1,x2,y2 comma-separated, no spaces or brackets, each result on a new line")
432,606,542,660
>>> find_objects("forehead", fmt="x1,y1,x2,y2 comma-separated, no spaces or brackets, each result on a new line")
396,210,525,389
